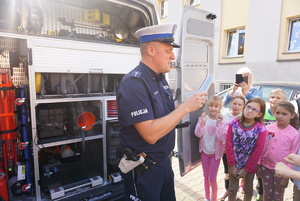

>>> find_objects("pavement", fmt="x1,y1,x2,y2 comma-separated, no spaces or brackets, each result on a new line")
172,158,294,201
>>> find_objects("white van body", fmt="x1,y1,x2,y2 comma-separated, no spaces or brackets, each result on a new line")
0,1,215,200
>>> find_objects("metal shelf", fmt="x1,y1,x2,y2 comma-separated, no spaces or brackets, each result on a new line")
37,134,103,148
34,95,115,104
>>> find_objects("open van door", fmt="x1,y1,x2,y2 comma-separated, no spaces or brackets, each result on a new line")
171,6,216,176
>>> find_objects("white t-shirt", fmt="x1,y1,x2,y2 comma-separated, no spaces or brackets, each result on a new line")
202,116,217,154
223,111,241,123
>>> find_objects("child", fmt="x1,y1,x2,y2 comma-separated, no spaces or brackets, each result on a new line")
256,88,286,201
218,96,246,201
258,101,300,201
223,96,246,123
194,96,228,201
264,88,286,125
225,97,267,201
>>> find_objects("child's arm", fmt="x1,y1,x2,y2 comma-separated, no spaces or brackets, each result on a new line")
225,124,235,166
215,118,228,143
256,164,263,178
286,135,300,168
275,162,300,180
229,165,239,178
237,168,247,178
194,112,206,138
244,129,268,173
285,153,300,167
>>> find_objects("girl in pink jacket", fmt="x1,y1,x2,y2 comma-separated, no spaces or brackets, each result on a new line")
258,101,300,201
194,96,228,201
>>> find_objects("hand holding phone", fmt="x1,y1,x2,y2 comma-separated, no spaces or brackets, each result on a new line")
235,74,248,84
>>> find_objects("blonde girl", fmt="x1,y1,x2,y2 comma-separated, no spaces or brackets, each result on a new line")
194,96,228,201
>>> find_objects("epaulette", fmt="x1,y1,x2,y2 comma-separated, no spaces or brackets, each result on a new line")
129,70,142,79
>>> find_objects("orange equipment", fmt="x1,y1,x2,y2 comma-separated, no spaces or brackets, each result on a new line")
0,69,18,200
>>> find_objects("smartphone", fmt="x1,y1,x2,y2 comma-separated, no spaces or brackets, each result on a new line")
235,74,248,84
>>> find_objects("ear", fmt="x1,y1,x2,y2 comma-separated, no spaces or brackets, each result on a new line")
146,45,155,56
256,112,263,118
290,113,296,120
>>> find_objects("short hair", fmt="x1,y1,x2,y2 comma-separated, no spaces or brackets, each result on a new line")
237,67,253,79
269,88,286,100
140,41,160,55
140,42,150,55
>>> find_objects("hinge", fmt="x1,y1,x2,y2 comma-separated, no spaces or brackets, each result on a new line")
171,151,183,159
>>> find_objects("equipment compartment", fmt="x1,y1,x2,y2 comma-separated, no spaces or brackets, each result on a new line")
39,139,104,192
36,73,124,98
36,104,66,139
15,0,152,45
36,101,102,145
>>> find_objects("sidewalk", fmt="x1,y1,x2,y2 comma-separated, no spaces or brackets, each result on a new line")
172,158,294,201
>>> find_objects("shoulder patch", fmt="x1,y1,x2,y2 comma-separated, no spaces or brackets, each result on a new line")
129,70,142,79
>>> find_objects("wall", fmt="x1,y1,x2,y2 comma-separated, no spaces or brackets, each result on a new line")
155,0,300,93
215,0,300,92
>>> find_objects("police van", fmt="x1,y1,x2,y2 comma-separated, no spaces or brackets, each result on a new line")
0,0,215,200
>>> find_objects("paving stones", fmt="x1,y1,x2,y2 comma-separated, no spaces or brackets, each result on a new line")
172,159,293,200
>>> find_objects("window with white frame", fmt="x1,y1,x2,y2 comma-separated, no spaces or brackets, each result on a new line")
287,18,300,52
160,0,168,18
226,28,245,57
190,0,200,6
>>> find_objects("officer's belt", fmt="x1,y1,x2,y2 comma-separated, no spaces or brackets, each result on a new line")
134,152,157,176
138,152,157,164
118,149,157,174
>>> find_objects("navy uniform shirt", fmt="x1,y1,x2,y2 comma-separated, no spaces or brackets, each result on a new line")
117,62,175,162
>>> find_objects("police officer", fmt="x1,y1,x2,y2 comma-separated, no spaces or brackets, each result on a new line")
117,24,207,201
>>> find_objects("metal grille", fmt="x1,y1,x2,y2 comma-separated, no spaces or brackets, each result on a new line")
219,83,231,91
0,38,19,69
12,67,28,86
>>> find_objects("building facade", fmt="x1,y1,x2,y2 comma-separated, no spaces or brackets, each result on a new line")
155,0,300,92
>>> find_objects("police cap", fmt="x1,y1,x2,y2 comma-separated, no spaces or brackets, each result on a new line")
135,24,180,48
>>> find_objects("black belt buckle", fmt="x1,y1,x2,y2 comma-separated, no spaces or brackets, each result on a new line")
134,157,155,176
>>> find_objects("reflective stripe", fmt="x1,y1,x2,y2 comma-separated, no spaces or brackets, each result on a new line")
140,33,172,43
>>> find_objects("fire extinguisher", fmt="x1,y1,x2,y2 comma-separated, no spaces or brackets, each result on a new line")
0,169,9,201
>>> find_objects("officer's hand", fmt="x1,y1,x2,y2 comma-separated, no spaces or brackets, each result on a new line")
183,92,207,112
